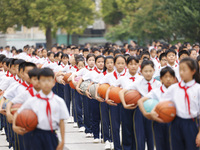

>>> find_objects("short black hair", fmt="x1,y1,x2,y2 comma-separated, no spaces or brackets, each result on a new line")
160,66,175,78
86,53,95,61
61,54,69,59
2,58,8,64
23,62,36,71
159,53,166,61
141,51,150,58
108,49,114,55
126,56,139,64
47,52,54,57
83,48,89,53
114,50,121,56
141,60,154,70
0,55,6,62
38,68,54,79
6,58,13,67
14,59,26,65
10,59,17,67
178,50,189,58
28,68,41,78
18,62,26,72
165,49,177,56
95,55,104,63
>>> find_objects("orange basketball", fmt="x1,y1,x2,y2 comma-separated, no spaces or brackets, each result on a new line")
63,73,72,84
69,81,76,89
155,101,176,123
98,84,110,99
109,87,122,103
11,104,22,115
16,109,38,131
124,90,141,105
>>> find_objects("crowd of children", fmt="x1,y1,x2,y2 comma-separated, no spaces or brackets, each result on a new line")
0,41,199,150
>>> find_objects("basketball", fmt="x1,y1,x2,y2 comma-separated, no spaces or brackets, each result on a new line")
89,84,97,99
16,109,38,131
124,90,141,105
143,99,159,113
69,81,76,89
97,84,110,99
155,101,176,123
80,80,91,95
11,104,22,115
63,72,72,84
109,87,122,103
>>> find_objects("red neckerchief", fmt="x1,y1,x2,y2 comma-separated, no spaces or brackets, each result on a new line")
6,71,9,77
28,88,35,97
94,67,101,74
113,69,126,80
147,79,156,92
35,56,39,60
14,76,19,81
129,77,135,82
36,93,54,132
60,64,65,68
155,57,159,63
74,65,78,71
160,86,164,93
178,81,196,116
21,81,33,90
85,66,93,71
103,71,107,76
10,74,13,77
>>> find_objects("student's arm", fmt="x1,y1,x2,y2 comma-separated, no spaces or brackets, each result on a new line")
0,97,6,115
85,82,93,99
56,119,65,150
105,86,117,106
138,97,152,120
95,84,104,102
12,112,27,135
76,78,83,95
119,89,137,110
6,101,13,123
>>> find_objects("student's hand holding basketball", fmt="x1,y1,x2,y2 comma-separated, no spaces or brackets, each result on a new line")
124,104,137,110
96,96,104,102
105,99,117,106
7,113,13,123
143,113,152,120
85,90,92,99
76,87,83,95
56,141,64,150
13,125,27,135
196,132,200,147
150,109,164,123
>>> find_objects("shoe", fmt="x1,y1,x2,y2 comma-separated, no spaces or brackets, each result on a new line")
93,138,100,143
110,142,114,149
86,133,92,138
79,126,85,132
67,117,74,123
73,123,78,128
104,140,111,150
0,128,5,135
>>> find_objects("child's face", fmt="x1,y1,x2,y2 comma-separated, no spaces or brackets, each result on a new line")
190,51,197,60
87,57,95,68
69,55,76,66
166,52,176,64
74,49,79,55
160,57,167,67
141,65,155,81
109,53,114,57
30,76,40,90
10,65,16,76
77,61,85,70
94,51,100,57
105,59,114,71
62,57,69,65
180,54,189,61
127,60,139,75
39,76,55,93
115,57,126,73
150,50,157,58
83,51,89,58
42,50,47,57
24,67,35,84
179,62,195,82
160,72,175,88
49,54,55,62
95,57,104,70
129,50,137,56
3,63,8,71
38,51,43,58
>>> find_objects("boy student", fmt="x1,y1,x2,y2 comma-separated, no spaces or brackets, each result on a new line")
165,49,178,69
153,53,167,78
129,47,137,56
13,68,69,150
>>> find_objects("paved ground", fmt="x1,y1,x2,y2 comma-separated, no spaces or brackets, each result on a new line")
0,120,105,150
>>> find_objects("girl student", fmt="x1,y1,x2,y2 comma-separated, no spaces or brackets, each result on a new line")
160,57,200,150
100,55,127,150
76,54,96,138
120,60,161,150
95,56,115,149
137,66,176,150
79,55,105,143
117,56,143,150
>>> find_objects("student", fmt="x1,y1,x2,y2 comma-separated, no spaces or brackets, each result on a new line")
150,48,159,68
100,55,127,150
108,49,114,57
189,49,197,60
166,49,178,69
95,56,114,149
153,53,167,78
116,56,142,150
138,67,176,150
92,48,101,57
114,50,121,57
122,60,161,150
13,68,69,150
129,47,137,56
161,58,200,150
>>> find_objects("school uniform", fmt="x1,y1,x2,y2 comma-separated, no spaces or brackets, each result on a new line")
82,67,104,139
126,77,161,150
17,91,69,150
167,63,178,70
146,85,170,150
99,69,127,150
162,80,200,150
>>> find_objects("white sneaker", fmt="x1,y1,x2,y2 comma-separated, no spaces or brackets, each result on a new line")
0,128,5,135
67,117,74,123
93,138,100,143
79,126,85,132
110,142,114,149
104,140,111,150
73,123,78,128
86,133,92,138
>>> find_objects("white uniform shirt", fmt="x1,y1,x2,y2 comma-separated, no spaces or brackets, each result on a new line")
162,80,200,119
126,77,162,96
82,68,104,83
146,84,167,101
0,76,15,91
18,91,69,130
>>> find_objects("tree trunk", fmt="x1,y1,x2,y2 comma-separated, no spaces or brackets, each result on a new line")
46,27,52,50
67,34,70,45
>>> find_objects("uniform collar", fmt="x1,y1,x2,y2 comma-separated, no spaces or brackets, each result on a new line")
180,80,196,87
143,78,155,84
39,91,54,99
116,69,126,77
167,63,178,68
126,72,140,78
